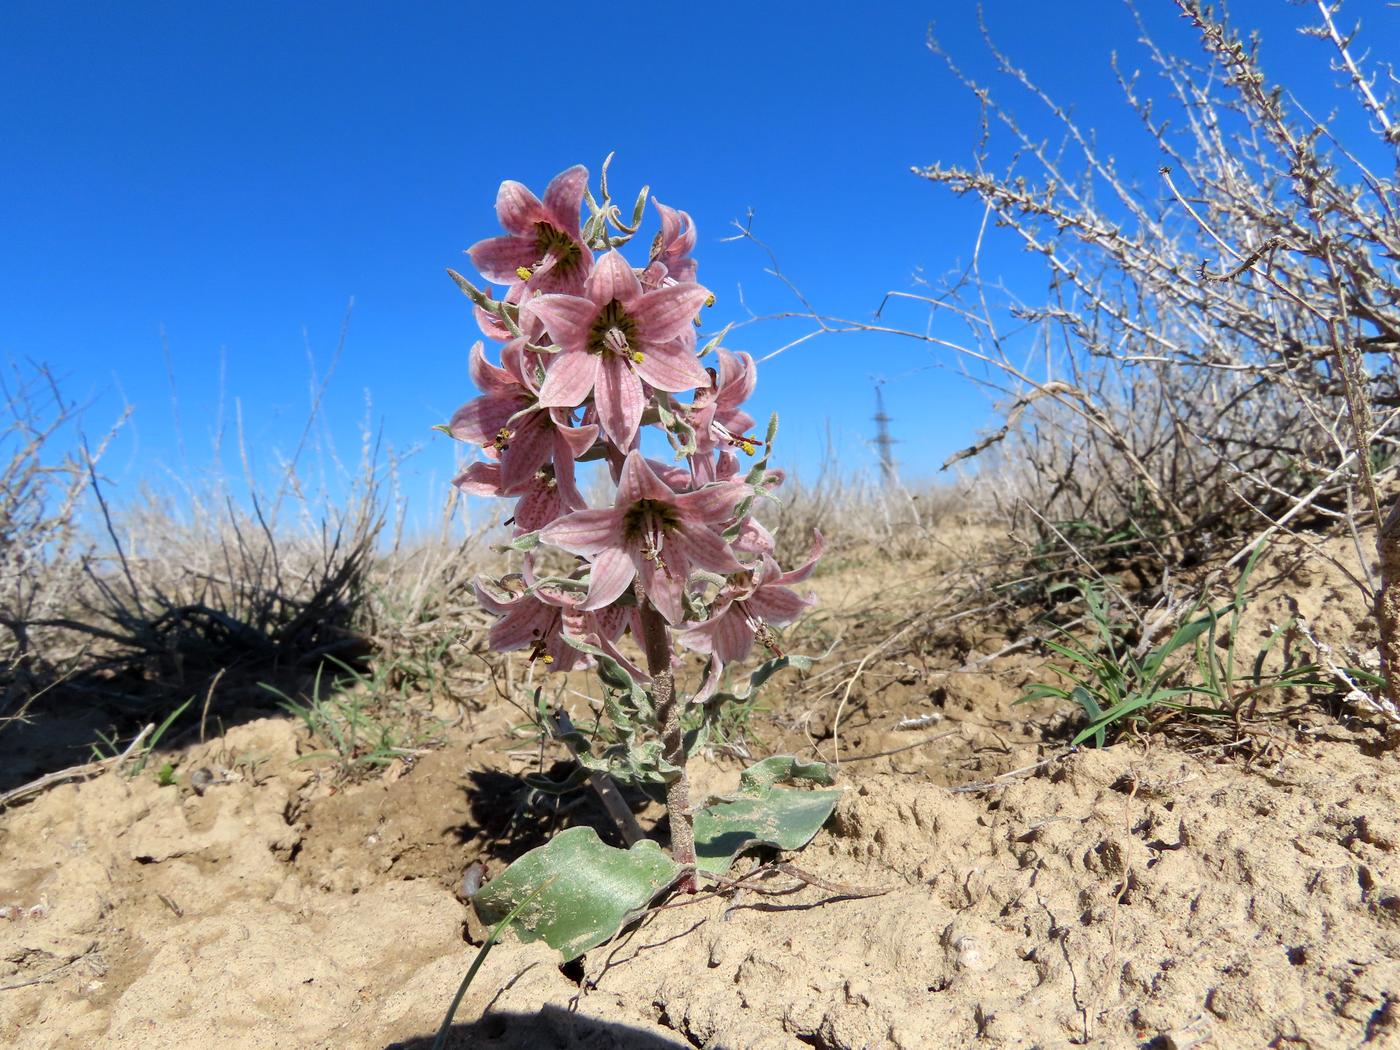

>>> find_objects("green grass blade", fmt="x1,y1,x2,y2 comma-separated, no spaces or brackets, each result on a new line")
1071,686,1107,748
430,875,557,1050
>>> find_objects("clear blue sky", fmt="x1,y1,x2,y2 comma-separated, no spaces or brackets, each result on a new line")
0,1,1368,527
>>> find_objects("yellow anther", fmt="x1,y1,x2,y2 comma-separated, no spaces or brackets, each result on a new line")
704,293,716,308
740,440,756,455
631,351,645,364
515,266,534,281
541,653,554,664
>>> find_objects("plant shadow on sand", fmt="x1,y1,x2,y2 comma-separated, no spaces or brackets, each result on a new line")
386,1006,709,1050
0,612,372,795
455,765,661,872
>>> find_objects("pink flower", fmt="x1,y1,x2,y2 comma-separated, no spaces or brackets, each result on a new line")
453,460,582,533
468,165,593,296
449,340,598,496
527,251,712,448
473,570,591,672
680,532,823,665
473,282,548,345
642,200,698,287
539,451,747,624
693,349,758,450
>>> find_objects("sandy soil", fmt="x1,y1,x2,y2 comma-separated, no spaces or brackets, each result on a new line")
3,532,1398,1049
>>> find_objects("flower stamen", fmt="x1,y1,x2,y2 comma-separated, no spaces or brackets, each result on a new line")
738,603,783,656
590,299,640,360
604,326,630,355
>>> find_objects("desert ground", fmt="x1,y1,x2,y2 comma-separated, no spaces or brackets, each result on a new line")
5,2,1398,1048
3,524,1397,1050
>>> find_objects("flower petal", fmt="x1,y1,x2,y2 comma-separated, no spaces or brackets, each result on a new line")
472,576,513,617
453,461,504,497
542,165,589,236
555,420,599,459
540,507,623,556
594,356,645,448
586,604,625,642
490,598,556,652
731,516,775,555
526,294,597,354
585,250,643,306
495,179,547,233
616,450,676,505
581,546,636,611
651,200,698,284
639,556,685,624
468,341,517,396
634,340,711,392
746,584,811,625
773,530,825,585
673,480,748,524
670,521,744,574
536,351,600,409
449,394,520,446
513,489,564,532
632,283,712,345
716,349,757,408
468,234,539,285
499,409,555,491
686,605,756,665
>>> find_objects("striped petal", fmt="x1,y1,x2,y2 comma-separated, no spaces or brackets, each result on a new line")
499,409,555,491
673,479,748,524
746,584,811,625
527,294,598,354
616,451,676,505
541,165,589,235
537,350,600,409
586,250,643,306
540,507,623,556
639,555,685,624
468,234,539,284
632,283,711,345
594,356,645,448
634,339,711,392
581,547,636,612
495,179,548,232
669,522,744,574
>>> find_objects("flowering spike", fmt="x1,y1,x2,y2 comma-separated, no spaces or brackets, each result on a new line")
450,165,822,882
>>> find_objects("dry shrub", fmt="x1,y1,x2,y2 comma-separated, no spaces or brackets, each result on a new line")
0,350,495,767
907,1,1399,577
712,2,1400,734
760,467,983,569
72,477,382,706
0,362,126,729
741,2,1397,594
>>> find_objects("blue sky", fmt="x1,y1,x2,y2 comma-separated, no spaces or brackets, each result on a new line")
1,1,1373,528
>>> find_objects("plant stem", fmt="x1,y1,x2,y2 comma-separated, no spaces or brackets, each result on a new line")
637,601,697,889
548,707,645,846
1323,315,1400,730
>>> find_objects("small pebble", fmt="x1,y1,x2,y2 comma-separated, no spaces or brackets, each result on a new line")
458,861,485,901
190,767,216,796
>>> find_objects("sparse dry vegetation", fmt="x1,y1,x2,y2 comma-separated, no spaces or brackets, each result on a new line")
4,3,1400,1048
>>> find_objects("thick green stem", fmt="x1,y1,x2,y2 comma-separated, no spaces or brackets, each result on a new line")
637,601,696,887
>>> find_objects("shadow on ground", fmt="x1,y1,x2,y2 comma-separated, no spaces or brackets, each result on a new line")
386,1006,706,1050
454,766,661,870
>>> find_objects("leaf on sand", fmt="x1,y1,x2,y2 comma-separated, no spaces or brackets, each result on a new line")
471,827,681,962
693,756,840,874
